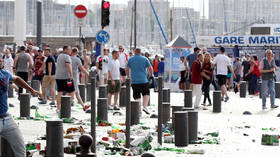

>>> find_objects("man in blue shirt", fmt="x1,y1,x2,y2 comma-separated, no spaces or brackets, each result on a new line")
0,57,42,157
158,57,165,77
126,48,153,114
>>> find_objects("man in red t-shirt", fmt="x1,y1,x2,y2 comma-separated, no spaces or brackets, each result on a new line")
33,50,45,90
191,53,210,109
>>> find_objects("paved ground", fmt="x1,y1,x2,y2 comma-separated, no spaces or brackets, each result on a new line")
5,87,280,157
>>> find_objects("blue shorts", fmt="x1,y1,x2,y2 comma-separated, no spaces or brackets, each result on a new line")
234,75,241,83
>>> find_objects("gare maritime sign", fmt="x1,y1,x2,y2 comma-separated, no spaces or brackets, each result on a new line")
198,36,280,46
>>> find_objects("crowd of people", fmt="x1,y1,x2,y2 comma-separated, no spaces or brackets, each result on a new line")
178,46,279,110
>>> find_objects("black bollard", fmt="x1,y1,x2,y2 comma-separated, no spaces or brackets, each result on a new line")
78,84,86,103
125,79,131,148
259,81,262,99
20,93,30,118
31,80,39,97
174,111,189,147
76,134,95,157
213,91,222,113
131,101,140,125
171,106,184,129
184,90,192,108
8,85,13,98
188,111,198,143
46,120,64,157
1,137,15,157
119,86,126,107
88,71,95,81
162,102,171,124
90,78,96,153
240,81,247,98
158,77,163,145
99,85,107,98
275,82,280,98
186,81,191,90
86,83,91,102
97,98,108,122
163,88,170,103
148,99,150,106
61,96,71,118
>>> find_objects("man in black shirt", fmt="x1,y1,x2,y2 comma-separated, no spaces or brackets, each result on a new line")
242,54,253,94
40,48,56,105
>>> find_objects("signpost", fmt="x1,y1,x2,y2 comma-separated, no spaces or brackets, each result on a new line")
74,5,87,51
96,30,110,85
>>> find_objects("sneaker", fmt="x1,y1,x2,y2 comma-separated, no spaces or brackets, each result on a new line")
143,107,150,115
201,104,206,106
38,97,43,101
113,106,120,110
224,96,229,102
271,105,279,109
207,104,212,106
39,100,47,104
262,106,267,110
221,98,224,102
108,106,114,110
49,101,55,106
83,105,90,111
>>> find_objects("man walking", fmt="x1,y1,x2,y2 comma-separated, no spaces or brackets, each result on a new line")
108,50,121,110
126,48,153,115
71,48,90,111
14,46,33,98
260,49,279,110
55,45,75,112
0,57,41,157
40,48,56,105
213,47,235,102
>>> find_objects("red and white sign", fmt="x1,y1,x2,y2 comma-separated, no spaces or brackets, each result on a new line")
74,5,87,19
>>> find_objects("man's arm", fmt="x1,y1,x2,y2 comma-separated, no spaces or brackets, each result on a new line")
125,67,130,78
66,63,73,80
27,55,33,70
13,54,18,73
79,65,89,76
47,62,52,76
12,75,42,97
147,66,154,77
228,65,236,78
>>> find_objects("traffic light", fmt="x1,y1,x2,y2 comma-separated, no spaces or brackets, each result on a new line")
98,56,103,70
101,0,110,28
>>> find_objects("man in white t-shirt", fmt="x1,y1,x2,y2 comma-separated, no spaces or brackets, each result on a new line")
118,45,127,84
213,47,235,102
108,50,121,110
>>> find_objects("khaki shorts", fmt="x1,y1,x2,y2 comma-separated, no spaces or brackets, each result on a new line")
108,80,120,94
42,75,56,89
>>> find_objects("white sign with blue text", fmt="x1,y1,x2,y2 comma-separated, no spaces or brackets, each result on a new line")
197,35,280,46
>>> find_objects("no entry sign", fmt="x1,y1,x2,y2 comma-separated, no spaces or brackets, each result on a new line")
74,5,87,18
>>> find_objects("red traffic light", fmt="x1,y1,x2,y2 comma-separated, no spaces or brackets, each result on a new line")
98,57,103,62
103,2,110,9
